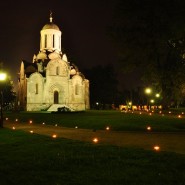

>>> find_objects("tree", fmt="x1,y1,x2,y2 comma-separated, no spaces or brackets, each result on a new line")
109,0,185,108
84,64,118,109
2,80,16,110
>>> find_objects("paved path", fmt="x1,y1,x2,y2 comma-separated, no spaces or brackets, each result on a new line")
4,121,185,155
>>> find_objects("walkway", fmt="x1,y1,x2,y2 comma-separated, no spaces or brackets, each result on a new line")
4,121,185,155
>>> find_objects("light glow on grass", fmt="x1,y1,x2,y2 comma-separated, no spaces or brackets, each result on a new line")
15,119,18,122
106,126,110,131
147,126,151,131
153,145,160,151
30,130,33,134
93,138,99,143
52,134,57,138
12,127,15,130
29,120,33,124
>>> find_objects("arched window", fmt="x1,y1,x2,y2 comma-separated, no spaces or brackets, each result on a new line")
75,84,80,95
54,91,59,104
45,35,47,48
56,66,60,75
53,35,55,48
35,83,38,94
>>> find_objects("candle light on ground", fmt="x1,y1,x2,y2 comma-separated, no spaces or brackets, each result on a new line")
153,145,160,151
147,126,151,131
106,126,110,131
93,138,99,143
52,134,57,138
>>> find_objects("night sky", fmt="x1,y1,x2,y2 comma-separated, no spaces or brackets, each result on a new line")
0,0,143,90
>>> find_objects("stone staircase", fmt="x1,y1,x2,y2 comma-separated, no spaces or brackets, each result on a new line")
47,104,74,112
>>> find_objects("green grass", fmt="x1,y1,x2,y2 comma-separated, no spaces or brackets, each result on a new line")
4,110,185,132
0,128,185,185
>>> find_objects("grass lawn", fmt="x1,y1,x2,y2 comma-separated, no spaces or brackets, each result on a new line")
0,128,185,185
4,110,185,132
2,110,185,184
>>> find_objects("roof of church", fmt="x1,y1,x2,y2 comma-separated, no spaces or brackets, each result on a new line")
42,23,60,30
42,12,60,31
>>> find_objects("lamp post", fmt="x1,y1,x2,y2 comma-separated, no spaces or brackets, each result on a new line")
0,72,7,128
145,88,152,110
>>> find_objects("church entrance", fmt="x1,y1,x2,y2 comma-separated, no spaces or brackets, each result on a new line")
54,91,59,104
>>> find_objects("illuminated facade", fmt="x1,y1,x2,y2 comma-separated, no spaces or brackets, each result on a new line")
17,14,90,111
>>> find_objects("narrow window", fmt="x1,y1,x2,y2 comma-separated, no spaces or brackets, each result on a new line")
75,84,79,95
35,83,38,94
56,66,60,75
53,35,55,48
45,35,47,48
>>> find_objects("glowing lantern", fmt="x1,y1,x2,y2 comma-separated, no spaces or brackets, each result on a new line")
15,119,18,122
75,126,78,129
42,122,45,125
153,145,160,151
12,127,15,130
5,117,8,120
52,134,57,138
93,138,98,143
178,115,181,118
147,126,151,131
29,120,33,124
30,130,33,134
106,126,110,131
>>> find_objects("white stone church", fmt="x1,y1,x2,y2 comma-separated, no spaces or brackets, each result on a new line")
17,14,90,112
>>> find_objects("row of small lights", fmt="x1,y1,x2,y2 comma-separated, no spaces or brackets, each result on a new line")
6,118,160,152
122,109,184,118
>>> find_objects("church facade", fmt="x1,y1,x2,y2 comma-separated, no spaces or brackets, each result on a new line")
17,14,90,112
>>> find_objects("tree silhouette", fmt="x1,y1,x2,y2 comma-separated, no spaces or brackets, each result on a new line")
109,0,185,108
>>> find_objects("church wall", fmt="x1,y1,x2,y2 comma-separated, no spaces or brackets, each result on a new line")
67,75,87,111
26,72,46,111
44,77,69,104
85,79,90,109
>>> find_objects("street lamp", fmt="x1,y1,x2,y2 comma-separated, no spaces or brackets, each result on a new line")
155,93,160,98
145,88,152,110
145,88,152,95
0,71,7,128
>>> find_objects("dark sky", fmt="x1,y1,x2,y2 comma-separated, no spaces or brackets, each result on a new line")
0,0,141,90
